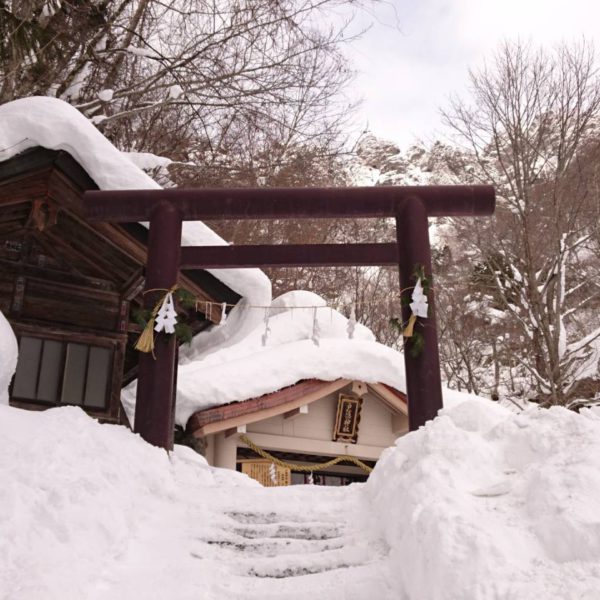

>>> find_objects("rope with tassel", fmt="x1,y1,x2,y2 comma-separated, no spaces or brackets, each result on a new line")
240,434,373,474
135,286,178,355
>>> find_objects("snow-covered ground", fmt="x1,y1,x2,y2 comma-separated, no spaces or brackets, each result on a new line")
2,395,600,599
2,310,600,598
367,398,600,599
0,311,17,406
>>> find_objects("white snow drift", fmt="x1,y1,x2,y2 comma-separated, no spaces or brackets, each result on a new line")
2,392,600,599
0,310,17,405
365,398,600,599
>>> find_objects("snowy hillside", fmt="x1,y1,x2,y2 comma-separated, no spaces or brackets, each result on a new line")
350,132,471,187
2,393,600,599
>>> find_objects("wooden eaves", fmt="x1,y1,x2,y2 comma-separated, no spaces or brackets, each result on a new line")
186,378,408,438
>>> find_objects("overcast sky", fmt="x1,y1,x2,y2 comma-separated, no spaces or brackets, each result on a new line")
337,0,600,148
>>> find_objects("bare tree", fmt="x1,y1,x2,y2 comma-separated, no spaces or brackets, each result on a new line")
1,0,357,179
197,141,404,346
442,40,600,404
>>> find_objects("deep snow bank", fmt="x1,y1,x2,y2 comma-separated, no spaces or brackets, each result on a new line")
366,397,600,599
2,395,600,598
0,404,255,600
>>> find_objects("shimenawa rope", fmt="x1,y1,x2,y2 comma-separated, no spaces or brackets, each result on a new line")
240,434,373,474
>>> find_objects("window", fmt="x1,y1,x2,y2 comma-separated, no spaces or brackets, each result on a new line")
12,336,112,409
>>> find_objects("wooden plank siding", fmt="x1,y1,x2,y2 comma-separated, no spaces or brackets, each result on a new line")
21,278,121,331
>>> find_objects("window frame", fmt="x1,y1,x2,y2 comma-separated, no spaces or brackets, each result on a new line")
8,323,125,422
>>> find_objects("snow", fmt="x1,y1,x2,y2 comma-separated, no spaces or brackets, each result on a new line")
0,404,256,600
123,291,406,426
0,97,271,322
351,134,462,188
2,392,600,598
125,45,158,59
125,151,172,171
97,89,114,102
0,311,18,405
41,1,61,19
0,97,153,190
168,84,184,100
365,397,600,599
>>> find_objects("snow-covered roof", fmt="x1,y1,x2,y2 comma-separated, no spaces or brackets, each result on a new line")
123,290,406,426
0,97,271,338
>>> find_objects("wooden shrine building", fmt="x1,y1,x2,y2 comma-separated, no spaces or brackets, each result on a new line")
187,378,409,486
0,147,239,424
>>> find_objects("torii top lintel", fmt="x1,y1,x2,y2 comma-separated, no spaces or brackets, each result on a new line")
84,185,495,222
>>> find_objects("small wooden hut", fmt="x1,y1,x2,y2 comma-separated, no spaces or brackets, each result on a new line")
0,146,239,424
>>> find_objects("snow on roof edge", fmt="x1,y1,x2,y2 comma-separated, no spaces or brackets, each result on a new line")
0,96,271,311
123,292,407,426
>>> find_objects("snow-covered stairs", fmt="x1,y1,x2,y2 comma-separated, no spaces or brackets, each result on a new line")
194,484,395,599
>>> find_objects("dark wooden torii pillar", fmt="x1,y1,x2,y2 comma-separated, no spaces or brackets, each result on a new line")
85,186,494,450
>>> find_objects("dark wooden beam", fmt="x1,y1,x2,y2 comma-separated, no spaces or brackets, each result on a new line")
180,243,399,269
84,185,495,221
396,198,444,430
134,201,182,451
0,258,117,292
120,267,145,301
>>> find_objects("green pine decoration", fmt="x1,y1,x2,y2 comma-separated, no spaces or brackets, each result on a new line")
390,263,431,358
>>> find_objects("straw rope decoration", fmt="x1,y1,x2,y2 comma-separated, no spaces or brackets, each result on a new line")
135,286,179,355
240,434,373,474
133,271,429,356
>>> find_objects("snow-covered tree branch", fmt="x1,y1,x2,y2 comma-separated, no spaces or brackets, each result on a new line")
441,40,600,404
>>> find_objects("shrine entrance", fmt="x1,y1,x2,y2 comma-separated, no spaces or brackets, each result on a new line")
84,185,494,450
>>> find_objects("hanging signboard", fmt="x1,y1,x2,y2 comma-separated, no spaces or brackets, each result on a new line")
333,394,362,443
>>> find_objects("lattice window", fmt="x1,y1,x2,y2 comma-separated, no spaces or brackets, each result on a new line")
11,335,112,409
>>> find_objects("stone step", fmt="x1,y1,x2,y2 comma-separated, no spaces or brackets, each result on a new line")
210,562,396,600
238,540,377,578
200,535,348,557
231,521,343,541
194,488,395,598
225,511,339,525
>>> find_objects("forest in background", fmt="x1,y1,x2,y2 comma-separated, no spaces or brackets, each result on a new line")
3,2,600,407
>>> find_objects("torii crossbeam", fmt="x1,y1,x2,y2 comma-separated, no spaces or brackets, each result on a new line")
85,185,495,450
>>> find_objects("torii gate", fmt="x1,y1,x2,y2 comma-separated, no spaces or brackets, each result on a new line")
85,186,494,450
